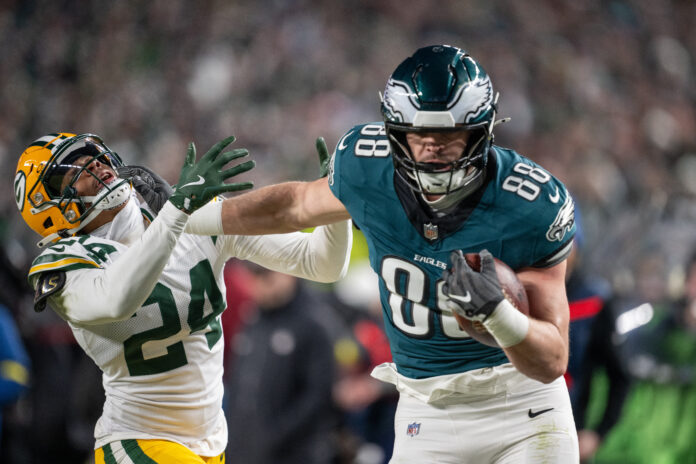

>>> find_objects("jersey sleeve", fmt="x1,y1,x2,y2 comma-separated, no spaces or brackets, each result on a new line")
491,148,576,269
517,169,576,268
328,123,392,228
28,240,104,283
221,220,353,283
28,202,189,325
533,185,576,268
327,126,361,209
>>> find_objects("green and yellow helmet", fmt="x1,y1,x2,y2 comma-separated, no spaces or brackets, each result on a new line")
14,132,130,247
381,45,501,199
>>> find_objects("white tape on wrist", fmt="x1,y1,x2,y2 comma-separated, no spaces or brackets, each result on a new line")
482,299,530,348
184,201,224,235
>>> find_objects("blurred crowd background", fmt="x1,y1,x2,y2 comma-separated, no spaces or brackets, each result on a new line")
1,0,696,463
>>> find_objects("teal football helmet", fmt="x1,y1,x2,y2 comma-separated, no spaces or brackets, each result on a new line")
381,45,501,200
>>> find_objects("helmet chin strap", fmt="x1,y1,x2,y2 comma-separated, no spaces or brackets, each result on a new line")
81,179,131,210
36,206,104,248
36,180,132,248
420,170,485,213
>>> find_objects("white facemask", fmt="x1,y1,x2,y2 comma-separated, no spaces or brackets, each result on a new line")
81,178,132,211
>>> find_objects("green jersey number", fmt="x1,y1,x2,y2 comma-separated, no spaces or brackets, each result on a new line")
124,260,225,376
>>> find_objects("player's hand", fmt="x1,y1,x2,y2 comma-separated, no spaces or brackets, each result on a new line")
169,136,255,214
116,164,173,213
442,249,505,322
316,136,331,178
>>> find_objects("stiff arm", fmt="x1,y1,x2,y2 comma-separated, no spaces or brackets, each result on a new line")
220,177,351,235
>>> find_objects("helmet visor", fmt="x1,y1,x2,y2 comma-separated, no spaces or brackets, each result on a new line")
43,137,121,197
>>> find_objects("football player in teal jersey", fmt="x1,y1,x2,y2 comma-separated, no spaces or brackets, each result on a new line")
14,134,352,463
181,45,579,463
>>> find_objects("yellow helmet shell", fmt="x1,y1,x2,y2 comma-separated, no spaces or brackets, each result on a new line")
15,133,85,242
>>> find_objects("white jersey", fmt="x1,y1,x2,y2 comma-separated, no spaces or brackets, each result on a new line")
28,201,352,456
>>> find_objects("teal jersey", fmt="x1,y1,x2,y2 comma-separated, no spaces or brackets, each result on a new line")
329,122,575,379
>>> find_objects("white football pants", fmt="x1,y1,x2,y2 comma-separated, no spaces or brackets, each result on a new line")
388,367,579,463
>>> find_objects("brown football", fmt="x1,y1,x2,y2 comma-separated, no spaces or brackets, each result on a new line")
451,254,530,347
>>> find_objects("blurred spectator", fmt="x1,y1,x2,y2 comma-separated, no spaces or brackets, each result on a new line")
564,209,631,462
3,306,103,463
0,303,30,455
331,261,397,464
583,248,696,462
3,0,696,273
0,239,102,463
220,259,256,368
225,265,338,463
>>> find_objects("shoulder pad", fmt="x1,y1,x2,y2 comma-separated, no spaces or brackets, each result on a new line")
33,271,66,312
28,236,113,280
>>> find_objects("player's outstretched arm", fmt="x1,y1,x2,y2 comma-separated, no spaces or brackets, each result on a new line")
221,177,350,234
184,137,350,236
224,137,352,282
47,137,255,325
222,136,349,234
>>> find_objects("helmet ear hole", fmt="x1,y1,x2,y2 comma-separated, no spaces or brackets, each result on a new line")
43,217,53,229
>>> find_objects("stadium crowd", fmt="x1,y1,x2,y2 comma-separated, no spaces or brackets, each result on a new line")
1,0,695,462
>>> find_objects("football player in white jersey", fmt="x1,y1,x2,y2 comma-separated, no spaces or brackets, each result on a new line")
14,133,353,464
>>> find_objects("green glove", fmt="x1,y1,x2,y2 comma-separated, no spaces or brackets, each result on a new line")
169,136,255,214
316,137,331,178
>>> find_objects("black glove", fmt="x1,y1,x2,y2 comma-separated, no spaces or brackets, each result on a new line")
316,137,331,178
442,249,505,322
169,136,255,214
116,164,174,213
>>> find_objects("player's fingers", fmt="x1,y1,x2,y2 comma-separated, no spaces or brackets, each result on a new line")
206,182,254,196
215,148,250,167
185,142,196,166
202,135,236,162
479,250,495,273
316,137,329,160
116,166,136,178
450,250,471,271
442,282,450,296
221,160,255,180
316,137,330,177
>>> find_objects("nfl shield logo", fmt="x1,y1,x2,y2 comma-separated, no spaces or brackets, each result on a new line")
406,422,421,437
423,223,438,241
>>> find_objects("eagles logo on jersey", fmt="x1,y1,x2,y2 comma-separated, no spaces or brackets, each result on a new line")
546,196,575,242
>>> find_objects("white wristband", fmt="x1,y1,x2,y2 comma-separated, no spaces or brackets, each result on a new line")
482,299,530,348
184,201,224,235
